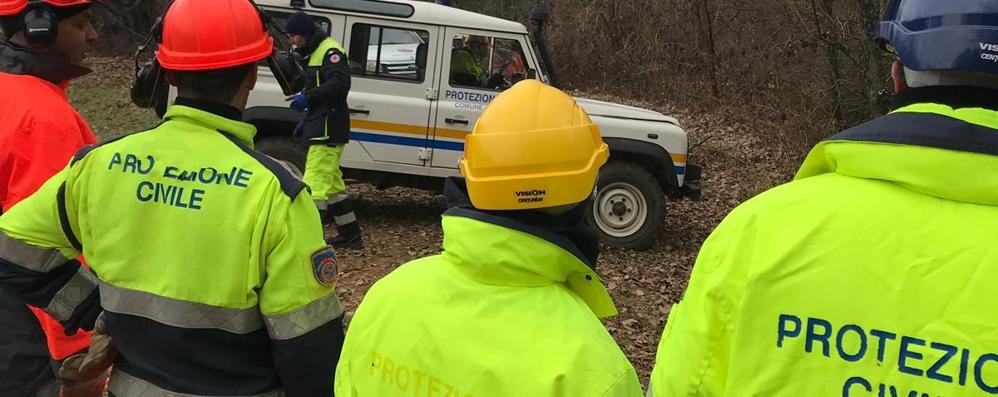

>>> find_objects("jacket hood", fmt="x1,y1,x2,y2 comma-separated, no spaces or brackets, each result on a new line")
797,87,998,206
440,178,617,318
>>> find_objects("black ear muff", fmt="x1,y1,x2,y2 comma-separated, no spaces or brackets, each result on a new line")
131,58,167,112
22,1,57,49
130,15,168,115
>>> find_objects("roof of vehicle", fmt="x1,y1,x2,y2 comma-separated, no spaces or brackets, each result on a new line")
257,0,528,34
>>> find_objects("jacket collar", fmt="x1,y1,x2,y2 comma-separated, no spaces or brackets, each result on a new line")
797,87,998,205
163,100,256,147
890,85,998,111
439,179,617,318
295,31,328,58
0,41,91,84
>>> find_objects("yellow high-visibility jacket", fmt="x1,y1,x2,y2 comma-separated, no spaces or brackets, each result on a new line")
0,100,344,397
649,99,998,396
335,183,643,397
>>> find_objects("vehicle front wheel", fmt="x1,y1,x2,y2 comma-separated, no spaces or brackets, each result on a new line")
590,161,665,250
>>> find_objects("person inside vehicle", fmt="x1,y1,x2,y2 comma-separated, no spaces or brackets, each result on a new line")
450,35,483,87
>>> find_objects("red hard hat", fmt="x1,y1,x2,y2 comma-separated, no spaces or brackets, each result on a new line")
156,0,273,71
0,0,95,17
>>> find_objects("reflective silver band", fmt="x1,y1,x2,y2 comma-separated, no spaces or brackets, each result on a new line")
333,212,356,225
314,200,328,211
264,292,344,340
100,282,263,334
328,193,348,204
0,233,71,272
45,266,97,322
109,369,285,397
274,159,303,179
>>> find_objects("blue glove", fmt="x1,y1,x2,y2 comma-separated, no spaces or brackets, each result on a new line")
289,93,309,112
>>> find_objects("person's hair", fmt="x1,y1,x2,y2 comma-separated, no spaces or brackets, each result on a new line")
171,63,256,104
0,15,20,39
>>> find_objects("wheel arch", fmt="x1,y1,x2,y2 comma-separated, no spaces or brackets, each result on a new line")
603,138,679,191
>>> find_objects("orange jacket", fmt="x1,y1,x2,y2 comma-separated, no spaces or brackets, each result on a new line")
0,44,95,361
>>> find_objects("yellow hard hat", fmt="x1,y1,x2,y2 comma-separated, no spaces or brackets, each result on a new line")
460,80,609,210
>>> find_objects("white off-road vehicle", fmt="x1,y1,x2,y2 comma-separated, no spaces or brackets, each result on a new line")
229,0,700,249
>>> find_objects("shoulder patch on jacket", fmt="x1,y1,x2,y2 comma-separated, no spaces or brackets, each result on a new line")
218,132,307,199
311,246,339,286
324,48,347,65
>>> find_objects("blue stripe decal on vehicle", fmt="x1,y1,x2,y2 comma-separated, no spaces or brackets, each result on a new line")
349,132,465,151
349,131,688,176
429,140,464,151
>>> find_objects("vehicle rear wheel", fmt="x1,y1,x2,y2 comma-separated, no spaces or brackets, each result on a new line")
255,136,306,174
590,161,665,250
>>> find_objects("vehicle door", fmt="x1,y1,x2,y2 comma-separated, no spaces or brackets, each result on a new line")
430,28,535,169
343,17,440,166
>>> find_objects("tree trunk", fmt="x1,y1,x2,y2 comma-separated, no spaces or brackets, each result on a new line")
856,0,888,116
696,0,720,98
92,0,163,55
812,0,845,127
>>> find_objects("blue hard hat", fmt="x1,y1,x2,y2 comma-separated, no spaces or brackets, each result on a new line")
875,0,998,74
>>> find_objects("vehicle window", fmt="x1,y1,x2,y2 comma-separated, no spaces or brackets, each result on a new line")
310,0,414,18
449,33,527,91
349,23,430,83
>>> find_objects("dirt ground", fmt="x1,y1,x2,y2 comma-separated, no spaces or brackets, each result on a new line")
70,57,803,385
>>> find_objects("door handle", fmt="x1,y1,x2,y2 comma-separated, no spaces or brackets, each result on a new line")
445,118,469,125
350,108,370,115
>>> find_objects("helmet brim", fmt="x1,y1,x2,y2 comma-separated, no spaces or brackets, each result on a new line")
876,20,998,74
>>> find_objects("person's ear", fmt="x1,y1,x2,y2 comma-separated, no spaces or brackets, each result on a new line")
891,59,907,94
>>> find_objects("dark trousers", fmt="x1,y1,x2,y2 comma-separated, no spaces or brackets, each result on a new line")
0,287,58,397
